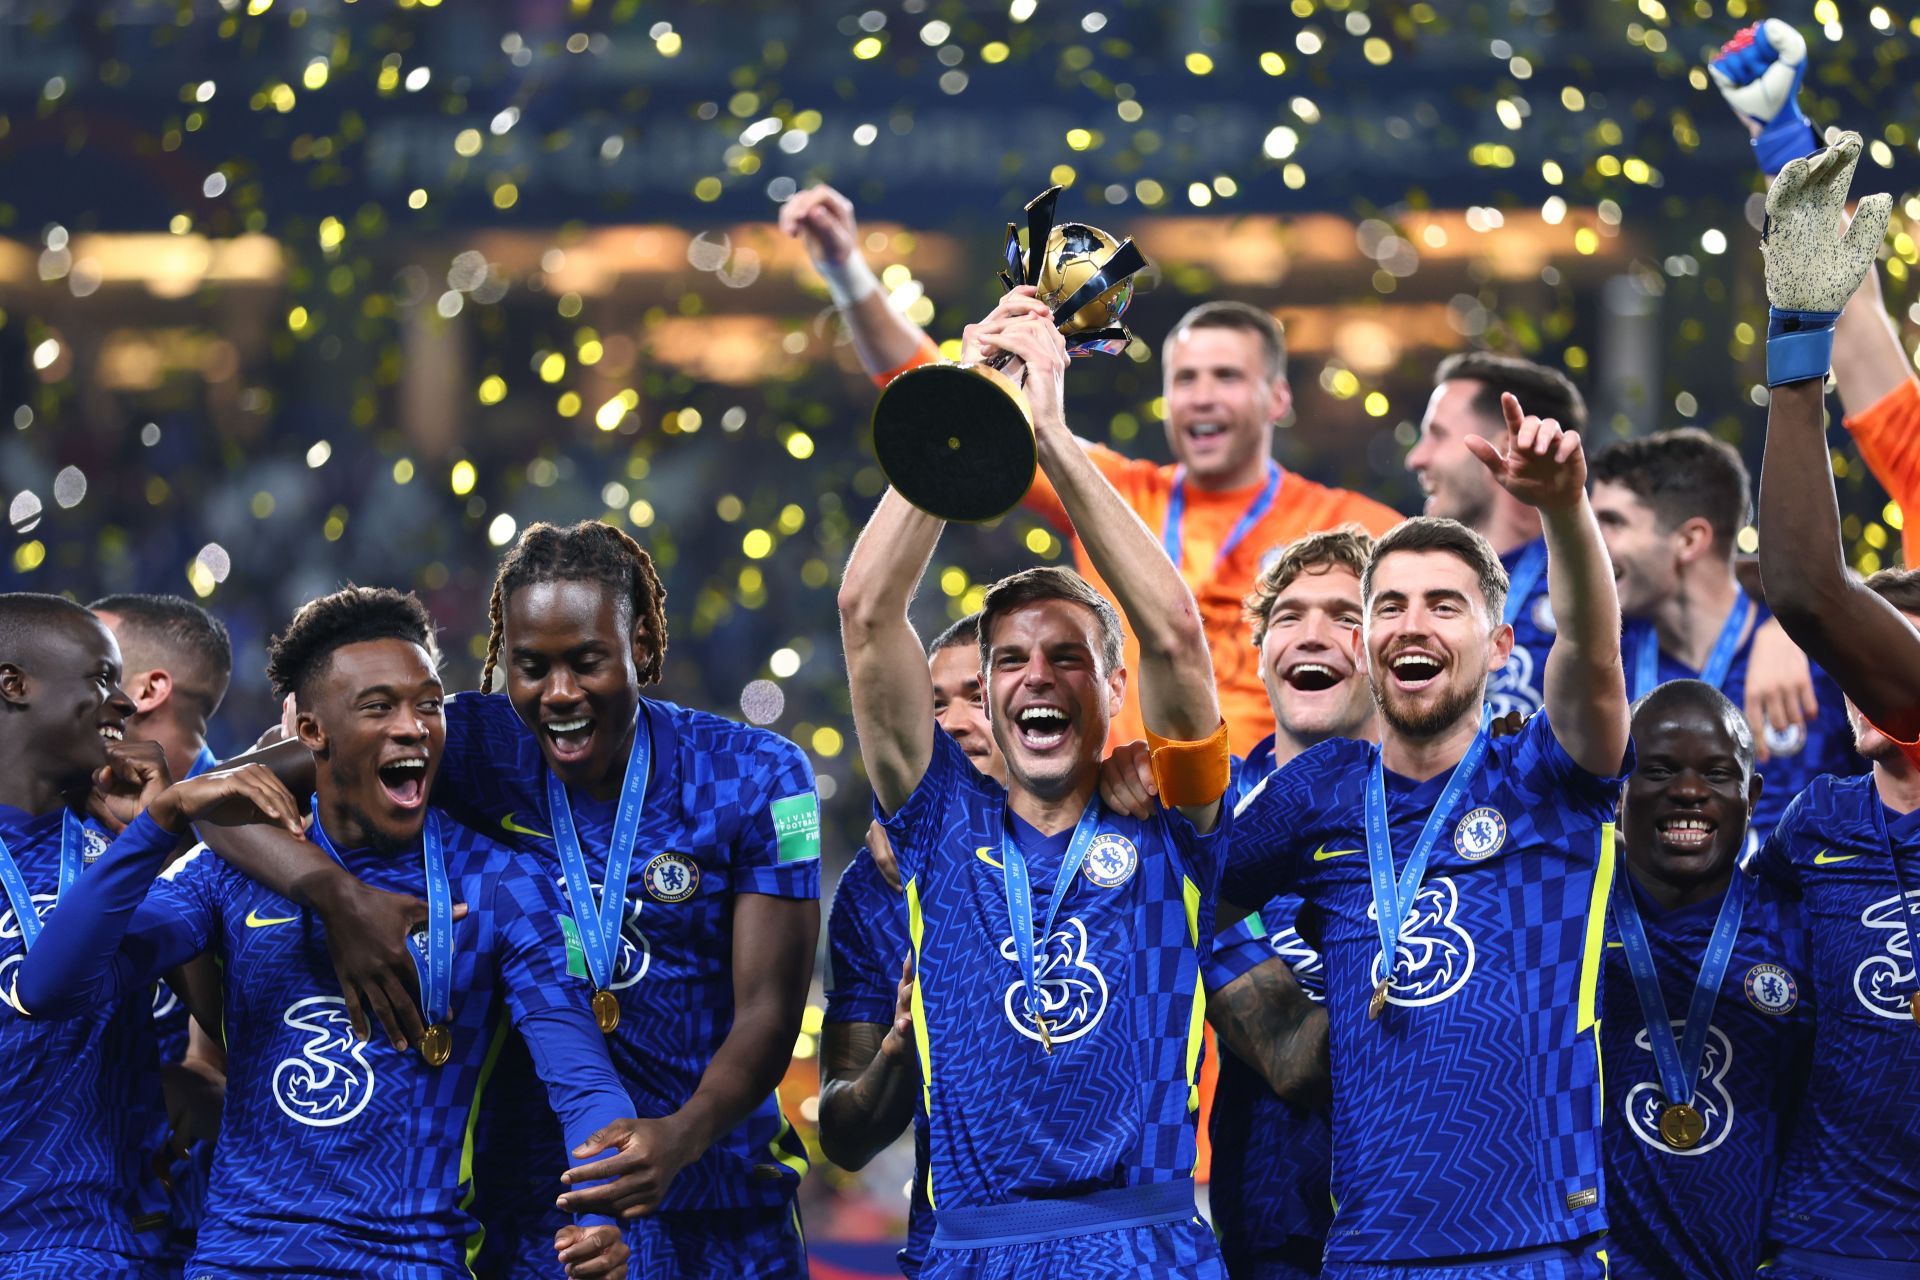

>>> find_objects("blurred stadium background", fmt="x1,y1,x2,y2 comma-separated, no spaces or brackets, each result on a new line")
2,1,1918,1269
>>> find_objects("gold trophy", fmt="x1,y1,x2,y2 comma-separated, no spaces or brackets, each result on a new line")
871,186,1147,522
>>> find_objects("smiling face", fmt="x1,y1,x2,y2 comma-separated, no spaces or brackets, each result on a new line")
930,643,1005,784
1257,564,1376,749
1364,549,1511,741
1620,699,1758,895
1591,481,1681,619
983,598,1124,801
1406,380,1505,528
501,580,645,792
18,612,137,789
1162,325,1288,489
298,638,444,851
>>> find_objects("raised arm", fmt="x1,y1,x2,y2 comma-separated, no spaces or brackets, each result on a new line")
1751,136,1918,735
780,185,936,380
1467,393,1628,776
839,489,945,814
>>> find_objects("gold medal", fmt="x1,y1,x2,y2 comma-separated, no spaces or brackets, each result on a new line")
1368,978,1391,1021
1032,1010,1053,1055
1658,1102,1705,1150
420,1023,452,1068
592,988,620,1034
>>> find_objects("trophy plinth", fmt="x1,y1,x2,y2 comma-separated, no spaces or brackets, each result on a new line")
871,186,1147,523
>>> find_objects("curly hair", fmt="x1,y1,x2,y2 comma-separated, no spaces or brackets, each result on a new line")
1242,525,1373,649
266,586,439,702
480,520,668,692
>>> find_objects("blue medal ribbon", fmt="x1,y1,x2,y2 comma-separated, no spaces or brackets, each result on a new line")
1502,541,1548,627
544,707,652,995
1363,723,1493,1010
1161,460,1282,577
1631,590,1753,702
1000,798,1105,1050
1867,797,1920,1008
1610,870,1749,1115
0,810,84,951
311,806,454,1026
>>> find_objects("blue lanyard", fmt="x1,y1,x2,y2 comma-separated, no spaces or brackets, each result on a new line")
0,810,84,952
312,806,454,1024
1503,541,1548,627
544,708,652,993
1000,798,1105,1045
1363,724,1493,1001
1868,794,1920,995
1610,871,1749,1112
1161,460,1282,577
1632,590,1752,701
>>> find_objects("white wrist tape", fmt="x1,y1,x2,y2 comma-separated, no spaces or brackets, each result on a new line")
817,254,880,308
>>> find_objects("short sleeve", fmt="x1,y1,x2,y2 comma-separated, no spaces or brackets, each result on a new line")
1512,710,1633,810
1743,783,1809,896
1842,378,1920,565
1203,912,1271,994
825,854,908,1027
1219,749,1326,909
879,728,974,887
1160,796,1230,898
732,733,822,899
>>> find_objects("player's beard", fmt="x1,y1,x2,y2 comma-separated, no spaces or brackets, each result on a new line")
1372,668,1483,741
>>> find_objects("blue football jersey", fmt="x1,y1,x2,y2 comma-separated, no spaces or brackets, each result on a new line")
880,729,1227,1212
1486,539,1553,721
1745,773,1920,1264
0,804,161,1268
438,692,819,1218
1224,712,1628,1264
825,846,930,1276
1623,605,1863,841
1205,893,1333,1278
1599,872,1814,1280
109,813,633,1278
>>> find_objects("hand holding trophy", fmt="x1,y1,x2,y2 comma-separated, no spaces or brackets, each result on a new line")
870,185,1147,522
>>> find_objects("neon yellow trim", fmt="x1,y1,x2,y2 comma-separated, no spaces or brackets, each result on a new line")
1597,1246,1610,1278
1182,876,1206,1111
461,1018,513,1274
905,876,936,1209
767,1113,811,1181
1577,823,1617,1033
1592,1020,1606,1113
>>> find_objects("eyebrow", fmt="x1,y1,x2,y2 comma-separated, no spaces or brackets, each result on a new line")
351,679,444,700
1371,587,1473,609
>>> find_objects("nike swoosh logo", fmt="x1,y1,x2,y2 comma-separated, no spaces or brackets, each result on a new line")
501,812,554,841
974,847,1004,870
1813,849,1862,866
244,908,298,929
1313,846,1361,862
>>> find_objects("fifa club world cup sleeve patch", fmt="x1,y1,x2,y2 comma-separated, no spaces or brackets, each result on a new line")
772,793,822,864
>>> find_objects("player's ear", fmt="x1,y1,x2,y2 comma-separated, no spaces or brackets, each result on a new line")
1105,661,1127,719
1746,768,1765,812
123,668,170,715
294,701,328,756
0,662,26,708
1267,375,1294,427
1674,515,1717,566
1486,620,1515,672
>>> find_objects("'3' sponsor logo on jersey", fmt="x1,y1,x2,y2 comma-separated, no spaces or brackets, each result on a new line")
1852,887,1920,1019
273,997,375,1128
1624,1021,1736,1156
1366,876,1476,1008
999,917,1109,1046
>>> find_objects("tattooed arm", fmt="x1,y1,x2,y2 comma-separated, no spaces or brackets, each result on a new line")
1207,956,1330,1111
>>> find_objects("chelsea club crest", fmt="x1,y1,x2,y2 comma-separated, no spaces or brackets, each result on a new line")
1744,962,1799,1015
83,827,109,864
1081,834,1138,889
642,852,699,903
1453,807,1507,861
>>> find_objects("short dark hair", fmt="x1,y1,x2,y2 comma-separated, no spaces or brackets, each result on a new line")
978,567,1124,676
482,520,667,693
1865,568,1920,615
1630,678,1756,779
1433,351,1587,435
1244,525,1373,648
266,586,439,703
927,611,982,659
1589,429,1752,553
1363,517,1510,622
89,593,233,715
1164,300,1288,381
0,593,95,668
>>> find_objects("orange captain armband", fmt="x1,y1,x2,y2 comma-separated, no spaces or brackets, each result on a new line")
1145,720,1232,808
871,342,940,390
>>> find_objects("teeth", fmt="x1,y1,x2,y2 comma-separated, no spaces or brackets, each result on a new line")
1661,818,1711,832
1018,708,1068,727
1290,663,1334,678
384,758,426,771
99,725,123,740
1188,422,1225,438
547,718,591,734
1392,655,1437,671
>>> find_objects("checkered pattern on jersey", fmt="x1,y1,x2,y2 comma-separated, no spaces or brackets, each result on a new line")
1226,714,1627,1264
883,729,1226,1218
150,814,627,1279
1319,1240,1609,1280
1744,773,1920,1263
826,848,932,1274
1206,893,1335,1277
1623,603,1864,840
1599,875,1813,1280
0,805,163,1263
441,693,817,1215
922,1215,1223,1280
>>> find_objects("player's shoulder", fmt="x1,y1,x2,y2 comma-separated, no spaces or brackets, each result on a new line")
1279,470,1403,534
444,688,523,736
429,806,520,868
158,841,244,893
1774,769,1872,841
831,848,902,925
653,696,808,778
1235,735,1366,818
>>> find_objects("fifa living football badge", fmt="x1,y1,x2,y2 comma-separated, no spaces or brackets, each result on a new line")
642,851,699,903
1453,808,1507,861
1081,834,1138,889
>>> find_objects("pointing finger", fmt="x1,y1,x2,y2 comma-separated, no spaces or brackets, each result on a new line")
1500,391,1526,435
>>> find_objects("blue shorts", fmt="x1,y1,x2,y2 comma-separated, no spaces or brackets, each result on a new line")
0,1250,151,1280
1323,1239,1608,1280
487,1205,807,1280
1760,1249,1920,1280
923,1215,1225,1280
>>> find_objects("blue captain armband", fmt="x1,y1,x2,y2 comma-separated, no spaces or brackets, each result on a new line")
1766,307,1840,388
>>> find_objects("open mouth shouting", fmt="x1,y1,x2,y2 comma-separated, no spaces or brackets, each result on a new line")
1283,661,1347,694
1014,705,1073,753
376,754,430,809
1386,649,1446,691
542,716,596,765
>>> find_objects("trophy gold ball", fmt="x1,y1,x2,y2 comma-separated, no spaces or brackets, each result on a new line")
871,185,1147,523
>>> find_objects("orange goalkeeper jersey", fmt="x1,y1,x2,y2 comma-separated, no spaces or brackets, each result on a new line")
1844,377,1920,566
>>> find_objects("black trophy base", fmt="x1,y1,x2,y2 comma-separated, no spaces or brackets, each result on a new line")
871,363,1038,524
